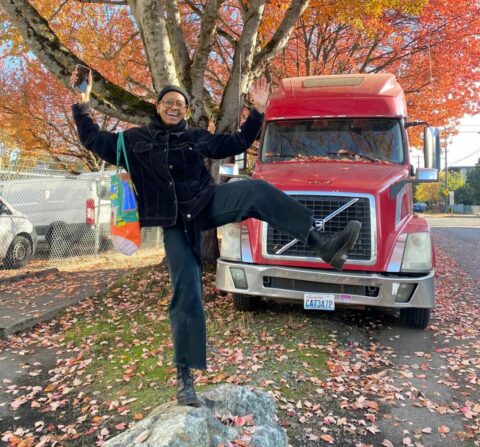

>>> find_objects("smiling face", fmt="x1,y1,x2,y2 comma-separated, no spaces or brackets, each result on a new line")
156,91,188,126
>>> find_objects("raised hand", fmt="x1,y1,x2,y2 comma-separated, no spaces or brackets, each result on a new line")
249,78,270,113
70,66,92,103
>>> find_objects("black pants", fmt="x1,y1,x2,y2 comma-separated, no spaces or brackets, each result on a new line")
163,179,313,369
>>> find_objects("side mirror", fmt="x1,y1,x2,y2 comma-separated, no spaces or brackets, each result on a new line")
423,127,441,170
390,166,439,199
219,163,239,176
219,163,250,180
415,167,439,182
235,153,246,171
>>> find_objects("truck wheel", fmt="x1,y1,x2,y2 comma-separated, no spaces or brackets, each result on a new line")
48,225,71,259
4,235,33,269
400,308,431,329
99,238,114,252
232,293,261,312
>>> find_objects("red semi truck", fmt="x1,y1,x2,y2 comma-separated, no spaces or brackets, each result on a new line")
216,73,440,329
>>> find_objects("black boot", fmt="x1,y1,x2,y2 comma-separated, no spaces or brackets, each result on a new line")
307,220,361,271
176,367,201,407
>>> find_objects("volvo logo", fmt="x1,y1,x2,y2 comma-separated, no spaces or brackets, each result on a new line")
275,198,360,255
313,219,324,231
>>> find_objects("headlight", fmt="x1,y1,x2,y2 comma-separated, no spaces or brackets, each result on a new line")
401,232,432,272
218,223,241,261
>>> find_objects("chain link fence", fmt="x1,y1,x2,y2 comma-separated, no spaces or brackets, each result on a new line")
0,160,163,271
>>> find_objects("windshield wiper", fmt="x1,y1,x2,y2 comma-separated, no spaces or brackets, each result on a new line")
327,149,382,162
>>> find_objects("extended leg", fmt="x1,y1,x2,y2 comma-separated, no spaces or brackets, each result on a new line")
201,179,361,270
201,179,313,241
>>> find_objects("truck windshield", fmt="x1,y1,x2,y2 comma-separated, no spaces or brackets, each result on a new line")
261,118,404,163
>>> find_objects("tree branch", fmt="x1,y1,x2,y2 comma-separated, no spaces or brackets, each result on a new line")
358,37,380,73
127,0,180,95
252,0,310,77
126,76,155,100
185,0,239,46
403,81,432,94
48,0,69,20
190,0,223,127
0,0,154,124
164,0,191,88
76,0,128,4
216,0,267,132
111,31,140,60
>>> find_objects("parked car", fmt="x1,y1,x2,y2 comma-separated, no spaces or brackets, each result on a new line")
0,172,112,257
413,202,428,212
0,197,37,269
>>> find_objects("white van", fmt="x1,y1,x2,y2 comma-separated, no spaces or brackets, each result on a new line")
0,197,37,268
0,172,113,256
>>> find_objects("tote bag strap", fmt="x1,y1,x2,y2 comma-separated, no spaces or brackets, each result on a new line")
116,131,132,174
116,131,137,195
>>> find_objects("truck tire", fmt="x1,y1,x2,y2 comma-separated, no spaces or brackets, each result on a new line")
47,224,71,259
232,293,261,312
400,308,431,329
4,235,33,269
99,238,114,252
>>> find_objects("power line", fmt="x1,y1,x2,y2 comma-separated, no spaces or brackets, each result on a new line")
449,147,480,165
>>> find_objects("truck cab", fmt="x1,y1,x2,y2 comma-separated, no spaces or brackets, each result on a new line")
216,74,440,329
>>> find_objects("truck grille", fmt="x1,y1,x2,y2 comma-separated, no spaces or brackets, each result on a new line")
265,194,373,262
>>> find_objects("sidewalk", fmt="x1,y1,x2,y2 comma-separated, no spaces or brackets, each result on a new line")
423,213,480,228
424,212,480,218
0,249,165,339
0,268,126,339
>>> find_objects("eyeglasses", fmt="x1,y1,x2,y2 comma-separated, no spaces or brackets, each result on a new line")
160,98,187,109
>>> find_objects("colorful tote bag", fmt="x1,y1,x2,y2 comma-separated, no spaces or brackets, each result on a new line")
110,131,141,255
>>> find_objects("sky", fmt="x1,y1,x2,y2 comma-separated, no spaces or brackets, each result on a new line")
410,115,480,169
447,115,480,168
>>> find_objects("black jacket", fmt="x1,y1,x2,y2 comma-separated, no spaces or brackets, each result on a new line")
72,102,264,227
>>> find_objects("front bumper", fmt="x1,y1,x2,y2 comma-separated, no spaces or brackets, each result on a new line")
216,260,435,309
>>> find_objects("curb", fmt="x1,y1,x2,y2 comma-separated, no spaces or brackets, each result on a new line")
0,268,60,286
0,307,67,340
0,269,130,340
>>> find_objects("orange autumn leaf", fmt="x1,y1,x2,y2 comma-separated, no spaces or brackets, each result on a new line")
320,434,335,443
91,416,103,425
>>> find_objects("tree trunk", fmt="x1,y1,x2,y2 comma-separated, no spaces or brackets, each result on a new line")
202,158,223,266
201,229,220,266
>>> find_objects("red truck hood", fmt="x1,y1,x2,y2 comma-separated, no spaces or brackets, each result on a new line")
254,161,408,193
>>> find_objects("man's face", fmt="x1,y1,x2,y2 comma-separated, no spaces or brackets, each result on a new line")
156,92,188,126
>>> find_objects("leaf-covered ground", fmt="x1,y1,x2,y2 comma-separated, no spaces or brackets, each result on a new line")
1,247,479,447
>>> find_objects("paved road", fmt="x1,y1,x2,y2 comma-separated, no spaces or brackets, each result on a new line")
427,215,480,280
371,215,480,446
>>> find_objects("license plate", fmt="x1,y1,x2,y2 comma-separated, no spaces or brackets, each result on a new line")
304,293,335,311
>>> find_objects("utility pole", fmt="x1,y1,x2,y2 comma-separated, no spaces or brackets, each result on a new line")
444,133,449,212
445,137,448,186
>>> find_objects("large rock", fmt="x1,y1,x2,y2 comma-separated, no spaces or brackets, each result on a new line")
103,384,288,447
